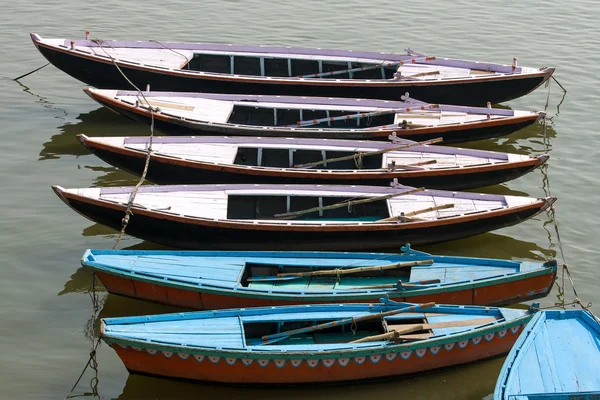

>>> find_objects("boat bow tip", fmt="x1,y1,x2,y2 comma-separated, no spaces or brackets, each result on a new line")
75,133,88,145
535,153,550,166
541,196,558,210
30,33,42,42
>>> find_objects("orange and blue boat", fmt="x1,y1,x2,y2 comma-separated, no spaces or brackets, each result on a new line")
82,245,557,309
494,309,600,399
101,298,537,384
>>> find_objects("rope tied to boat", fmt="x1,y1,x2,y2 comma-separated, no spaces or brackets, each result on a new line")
353,152,364,169
350,318,357,335
149,39,191,69
89,38,157,249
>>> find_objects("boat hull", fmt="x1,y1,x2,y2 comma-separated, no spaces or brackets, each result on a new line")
91,93,539,144
106,320,528,384
54,188,551,250
95,268,555,309
82,138,547,190
35,41,551,106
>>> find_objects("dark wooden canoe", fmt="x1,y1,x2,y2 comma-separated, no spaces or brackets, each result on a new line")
82,88,543,143
82,246,557,309
31,33,555,106
52,183,556,250
77,134,548,189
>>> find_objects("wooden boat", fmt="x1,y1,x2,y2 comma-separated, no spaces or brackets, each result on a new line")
52,183,556,250
77,134,548,189
82,88,544,144
82,244,557,309
100,298,537,384
31,32,555,106
495,309,600,399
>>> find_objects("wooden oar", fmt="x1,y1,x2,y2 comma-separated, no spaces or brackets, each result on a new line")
342,279,441,290
350,324,424,343
294,57,437,79
382,159,438,172
276,259,433,278
293,137,443,169
253,302,435,345
246,260,433,282
273,187,424,220
295,62,400,79
377,203,455,222
285,104,440,128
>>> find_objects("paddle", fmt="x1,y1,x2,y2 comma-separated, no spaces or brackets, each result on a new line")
251,302,435,345
292,137,443,169
246,259,433,282
273,186,424,220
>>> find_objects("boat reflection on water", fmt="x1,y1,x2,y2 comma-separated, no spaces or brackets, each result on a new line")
39,106,150,161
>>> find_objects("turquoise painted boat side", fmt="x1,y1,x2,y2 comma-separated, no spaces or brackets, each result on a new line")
494,310,600,399
101,299,533,359
82,246,556,301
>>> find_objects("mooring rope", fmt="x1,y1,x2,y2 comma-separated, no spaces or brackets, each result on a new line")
540,77,594,317
149,39,190,69
90,39,158,249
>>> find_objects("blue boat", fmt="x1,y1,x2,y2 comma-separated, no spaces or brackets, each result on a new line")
100,298,536,384
81,245,557,309
494,309,600,399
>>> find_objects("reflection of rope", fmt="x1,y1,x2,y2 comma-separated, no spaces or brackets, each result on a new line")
66,273,101,398
91,38,157,249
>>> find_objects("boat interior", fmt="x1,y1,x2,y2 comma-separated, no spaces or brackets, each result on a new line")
233,147,384,169
226,195,390,220
183,54,398,79
242,309,501,346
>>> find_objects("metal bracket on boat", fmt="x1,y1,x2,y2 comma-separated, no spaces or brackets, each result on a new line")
404,47,418,56
388,132,402,143
400,92,411,101
400,243,432,258
389,178,400,188
528,302,541,313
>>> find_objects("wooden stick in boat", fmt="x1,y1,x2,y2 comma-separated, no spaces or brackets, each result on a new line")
276,259,434,278
404,70,440,78
295,62,400,79
381,159,438,172
377,204,455,222
293,56,436,79
256,302,435,345
293,137,443,169
387,317,497,332
285,104,440,128
399,279,441,288
347,279,441,290
273,187,425,219
349,324,424,343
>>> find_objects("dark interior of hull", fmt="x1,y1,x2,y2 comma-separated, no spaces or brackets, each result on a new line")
239,262,412,288
227,105,396,128
233,147,383,169
226,195,390,220
243,316,430,345
184,53,397,79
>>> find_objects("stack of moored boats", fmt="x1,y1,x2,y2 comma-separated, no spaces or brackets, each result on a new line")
33,31,600,396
